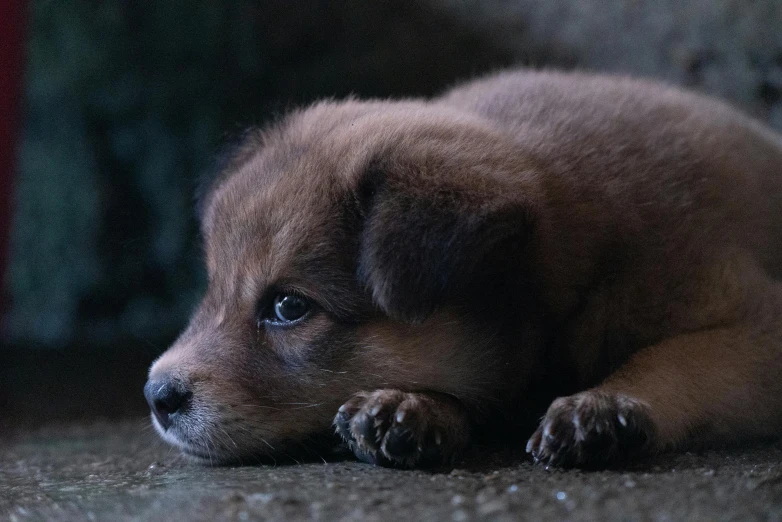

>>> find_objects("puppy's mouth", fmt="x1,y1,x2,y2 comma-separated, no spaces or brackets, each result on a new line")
149,410,236,464
181,447,217,461
148,407,309,466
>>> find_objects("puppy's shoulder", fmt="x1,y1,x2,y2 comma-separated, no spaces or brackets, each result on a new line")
449,69,778,130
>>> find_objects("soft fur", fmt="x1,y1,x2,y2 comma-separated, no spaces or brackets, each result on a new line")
146,69,782,468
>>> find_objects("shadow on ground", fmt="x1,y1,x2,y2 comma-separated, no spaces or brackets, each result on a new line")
1,419,781,521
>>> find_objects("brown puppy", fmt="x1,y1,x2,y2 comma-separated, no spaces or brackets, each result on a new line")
145,69,782,468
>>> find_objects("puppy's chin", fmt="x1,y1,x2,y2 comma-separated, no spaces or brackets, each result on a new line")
149,406,328,466
149,410,238,465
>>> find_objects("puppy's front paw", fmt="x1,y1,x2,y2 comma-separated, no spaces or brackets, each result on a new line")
334,389,470,468
526,390,655,468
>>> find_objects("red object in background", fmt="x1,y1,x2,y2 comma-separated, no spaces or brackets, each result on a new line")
0,2,25,302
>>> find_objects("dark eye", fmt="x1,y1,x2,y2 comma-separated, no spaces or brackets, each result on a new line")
271,294,311,323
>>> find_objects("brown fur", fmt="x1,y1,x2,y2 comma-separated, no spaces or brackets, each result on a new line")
146,69,782,468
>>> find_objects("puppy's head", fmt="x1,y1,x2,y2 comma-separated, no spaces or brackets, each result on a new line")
145,100,541,463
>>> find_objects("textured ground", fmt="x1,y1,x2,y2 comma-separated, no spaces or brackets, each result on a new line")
1,419,781,521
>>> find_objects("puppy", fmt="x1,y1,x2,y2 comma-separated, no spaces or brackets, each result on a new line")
145,69,782,468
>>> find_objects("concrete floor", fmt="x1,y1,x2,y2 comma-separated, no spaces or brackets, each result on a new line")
1,419,781,521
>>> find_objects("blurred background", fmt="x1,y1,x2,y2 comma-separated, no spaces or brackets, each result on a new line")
2,0,781,427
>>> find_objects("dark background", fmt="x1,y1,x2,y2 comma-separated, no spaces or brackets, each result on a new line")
2,0,782,427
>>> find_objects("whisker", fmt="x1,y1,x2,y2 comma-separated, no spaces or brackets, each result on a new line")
289,403,323,410
235,404,283,411
294,439,328,465
285,453,301,465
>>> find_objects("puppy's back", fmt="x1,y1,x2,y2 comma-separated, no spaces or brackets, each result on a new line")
439,69,782,278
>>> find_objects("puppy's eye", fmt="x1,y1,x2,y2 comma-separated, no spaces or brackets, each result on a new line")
271,294,311,323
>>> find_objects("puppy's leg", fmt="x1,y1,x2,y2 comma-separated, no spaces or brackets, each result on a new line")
334,389,471,468
528,288,782,468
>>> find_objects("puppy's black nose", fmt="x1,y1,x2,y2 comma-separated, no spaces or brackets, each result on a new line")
144,377,191,430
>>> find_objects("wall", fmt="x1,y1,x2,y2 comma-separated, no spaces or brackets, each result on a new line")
3,0,781,349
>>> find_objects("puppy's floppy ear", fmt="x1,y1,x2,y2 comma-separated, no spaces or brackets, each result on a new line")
356,155,536,323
